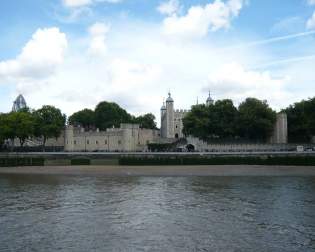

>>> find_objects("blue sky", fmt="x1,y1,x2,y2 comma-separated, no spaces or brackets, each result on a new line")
0,0,315,121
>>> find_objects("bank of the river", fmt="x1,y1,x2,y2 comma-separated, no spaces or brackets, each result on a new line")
1,165,315,176
1,151,315,167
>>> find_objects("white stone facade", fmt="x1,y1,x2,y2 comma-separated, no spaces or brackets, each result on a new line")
269,112,288,144
64,123,160,152
160,93,188,139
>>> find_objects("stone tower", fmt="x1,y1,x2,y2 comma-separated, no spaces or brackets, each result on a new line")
165,92,175,138
160,101,167,138
161,92,175,138
270,112,288,144
206,91,214,106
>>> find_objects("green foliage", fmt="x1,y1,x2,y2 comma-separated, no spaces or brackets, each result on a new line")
0,111,35,146
183,98,276,142
183,104,210,139
94,101,133,130
238,98,276,141
33,105,66,146
9,111,35,146
71,158,90,165
0,157,44,167
132,113,157,129
0,113,13,145
68,109,95,129
119,156,315,166
285,97,315,143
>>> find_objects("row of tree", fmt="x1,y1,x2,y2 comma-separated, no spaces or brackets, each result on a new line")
1,97,314,148
0,106,65,147
183,98,277,142
183,97,315,143
68,101,157,130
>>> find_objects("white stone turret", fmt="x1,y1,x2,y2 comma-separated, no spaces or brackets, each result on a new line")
160,101,167,138
166,92,175,138
206,91,214,106
64,125,74,151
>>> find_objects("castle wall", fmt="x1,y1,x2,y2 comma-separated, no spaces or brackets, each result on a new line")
174,110,188,138
64,124,159,152
269,113,288,144
160,110,167,138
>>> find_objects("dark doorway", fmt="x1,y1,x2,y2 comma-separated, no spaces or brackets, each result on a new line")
175,133,179,139
186,144,195,152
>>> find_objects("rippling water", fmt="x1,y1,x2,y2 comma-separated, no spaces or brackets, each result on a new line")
0,175,315,251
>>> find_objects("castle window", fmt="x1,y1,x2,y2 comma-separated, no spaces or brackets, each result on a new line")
105,140,107,144
175,125,178,128
74,140,76,145
87,140,89,144
118,140,121,145
96,140,98,145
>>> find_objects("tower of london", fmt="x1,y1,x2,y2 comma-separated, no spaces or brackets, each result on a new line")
160,92,214,139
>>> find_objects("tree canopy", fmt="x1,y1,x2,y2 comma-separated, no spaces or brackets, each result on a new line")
68,101,157,130
94,101,133,130
68,109,95,129
33,105,66,146
237,98,276,141
183,98,276,142
285,97,315,142
132,113,157,129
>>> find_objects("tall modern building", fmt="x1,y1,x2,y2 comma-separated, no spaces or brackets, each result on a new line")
12,94,27,112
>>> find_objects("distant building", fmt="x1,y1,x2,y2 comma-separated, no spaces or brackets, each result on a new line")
160,92,189,139
64,124,160,152
160,92,214,139
269,112,288,144
12,94,27,112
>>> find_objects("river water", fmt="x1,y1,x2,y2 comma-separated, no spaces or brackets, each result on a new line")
0,175,315,251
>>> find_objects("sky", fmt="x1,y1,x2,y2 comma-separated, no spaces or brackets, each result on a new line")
0,0,315,123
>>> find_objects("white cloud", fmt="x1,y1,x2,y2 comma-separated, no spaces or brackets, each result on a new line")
0,27,67,80
307,0,315,5
63,0,92,8
306,11,315,29
162,0,245,38
62,0,121,8
88,22,110,57
3,18,313,124
157,0,180,16
205,62,291,109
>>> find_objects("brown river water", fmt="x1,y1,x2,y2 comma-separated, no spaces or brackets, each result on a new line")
0,174,315,251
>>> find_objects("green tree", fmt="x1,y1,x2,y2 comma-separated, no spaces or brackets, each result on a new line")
0,113,16,146
285,97,315,142
182,104,210,139
94,101,132,130
68,109,95,129
133,113,157,129
8,111,35,146
212,99,238,138
237,98,276,141
33,105,66,148
183,100,238,140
